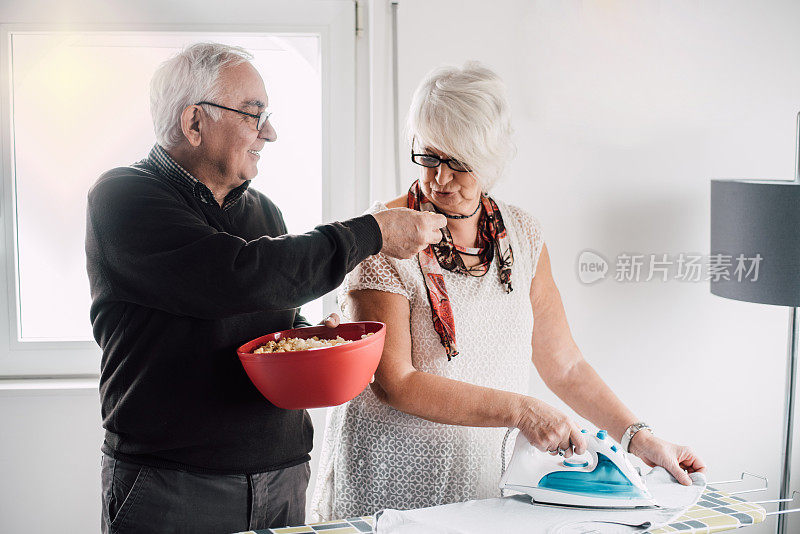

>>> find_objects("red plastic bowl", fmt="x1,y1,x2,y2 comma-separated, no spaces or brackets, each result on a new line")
237,321,386,409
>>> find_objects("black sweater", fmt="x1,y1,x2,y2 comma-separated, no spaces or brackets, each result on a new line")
86,158,382,474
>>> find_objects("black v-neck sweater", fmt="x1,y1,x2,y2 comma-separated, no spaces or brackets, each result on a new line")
86,158,381,474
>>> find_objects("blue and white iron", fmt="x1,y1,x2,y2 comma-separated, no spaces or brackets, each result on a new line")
499,429,659,509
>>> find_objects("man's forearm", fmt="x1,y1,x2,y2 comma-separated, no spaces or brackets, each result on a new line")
88,175,383,319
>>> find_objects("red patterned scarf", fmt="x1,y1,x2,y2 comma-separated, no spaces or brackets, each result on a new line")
407,180,514,360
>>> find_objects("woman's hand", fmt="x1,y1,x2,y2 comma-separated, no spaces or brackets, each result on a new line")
629,431,706,485
515,397,587,458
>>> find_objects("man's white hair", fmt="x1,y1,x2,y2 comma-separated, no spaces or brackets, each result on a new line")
406,61,516,192
150,42,254,149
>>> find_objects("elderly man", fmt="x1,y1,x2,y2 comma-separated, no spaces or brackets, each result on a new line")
86,42,445,534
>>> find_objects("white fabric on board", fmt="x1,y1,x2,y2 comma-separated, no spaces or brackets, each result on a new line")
376,467,706,534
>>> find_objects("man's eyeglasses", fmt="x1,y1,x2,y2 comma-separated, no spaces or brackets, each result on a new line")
411,151,472,173
195,101,272,131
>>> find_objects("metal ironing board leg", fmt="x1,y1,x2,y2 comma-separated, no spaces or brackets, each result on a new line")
777,307,799,533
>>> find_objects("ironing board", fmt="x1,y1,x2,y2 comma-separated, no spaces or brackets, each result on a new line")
235,486,767,534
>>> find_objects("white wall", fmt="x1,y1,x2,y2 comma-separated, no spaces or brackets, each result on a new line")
0,383,104,532
3,1,800,533
391,1,800,533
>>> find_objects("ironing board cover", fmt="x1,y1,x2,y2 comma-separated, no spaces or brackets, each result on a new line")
234,486,766,534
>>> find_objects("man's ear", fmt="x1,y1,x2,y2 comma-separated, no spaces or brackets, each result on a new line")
180,105,203,147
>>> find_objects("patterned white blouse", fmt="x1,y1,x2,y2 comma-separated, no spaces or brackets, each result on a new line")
310,199,545,521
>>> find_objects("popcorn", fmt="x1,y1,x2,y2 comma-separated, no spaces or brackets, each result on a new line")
254,333,374,354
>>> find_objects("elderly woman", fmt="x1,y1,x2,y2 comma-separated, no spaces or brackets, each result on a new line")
311,62,705,520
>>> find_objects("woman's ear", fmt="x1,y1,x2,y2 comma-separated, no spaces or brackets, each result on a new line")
180,105,203,147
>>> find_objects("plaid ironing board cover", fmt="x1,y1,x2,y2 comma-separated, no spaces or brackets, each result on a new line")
236,486,766,534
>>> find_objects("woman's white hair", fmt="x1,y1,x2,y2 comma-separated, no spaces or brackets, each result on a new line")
406,61,515,192
150,42,253,149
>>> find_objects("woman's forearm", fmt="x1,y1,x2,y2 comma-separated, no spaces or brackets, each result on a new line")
376,370,523,429
546,356,637,443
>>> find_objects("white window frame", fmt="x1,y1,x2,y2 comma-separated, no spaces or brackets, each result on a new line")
0,1,362,377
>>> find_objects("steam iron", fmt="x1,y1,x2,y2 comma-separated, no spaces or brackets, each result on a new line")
499,429,659,509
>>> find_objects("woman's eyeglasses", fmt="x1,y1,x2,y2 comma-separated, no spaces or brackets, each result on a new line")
195,101,272,131
411,151,472,173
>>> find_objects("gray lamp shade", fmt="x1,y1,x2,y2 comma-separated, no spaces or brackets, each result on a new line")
710,179,800,306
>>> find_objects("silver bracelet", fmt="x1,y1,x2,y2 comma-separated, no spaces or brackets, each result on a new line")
621,422,653,453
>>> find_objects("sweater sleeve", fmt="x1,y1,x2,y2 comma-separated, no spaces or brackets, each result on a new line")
86,173,382,319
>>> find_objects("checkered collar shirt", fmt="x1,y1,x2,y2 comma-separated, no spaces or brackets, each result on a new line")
147,144,251,210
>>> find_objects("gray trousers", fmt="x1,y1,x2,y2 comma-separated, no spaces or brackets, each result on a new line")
100,454,310,534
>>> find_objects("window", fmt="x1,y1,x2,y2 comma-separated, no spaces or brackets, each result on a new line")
0,5,358,375
11,32,322,341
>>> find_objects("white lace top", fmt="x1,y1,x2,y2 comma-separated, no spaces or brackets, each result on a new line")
310,200,545,521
